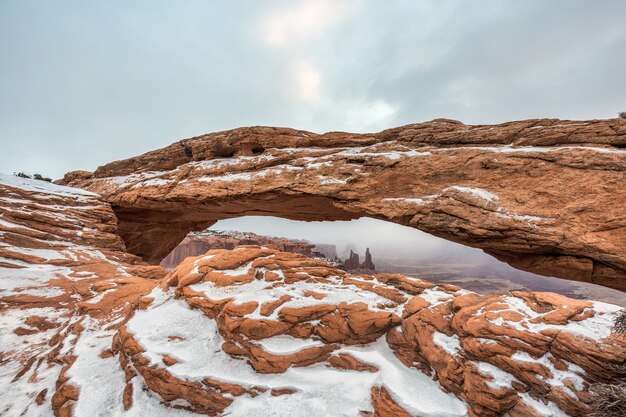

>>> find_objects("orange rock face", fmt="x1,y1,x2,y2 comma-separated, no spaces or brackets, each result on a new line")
59,118,626,291
0,175,160,417
2,118,626,417
119,247,625,417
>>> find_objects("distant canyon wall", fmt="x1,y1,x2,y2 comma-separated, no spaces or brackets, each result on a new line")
160,230,316,269
160,230,375,274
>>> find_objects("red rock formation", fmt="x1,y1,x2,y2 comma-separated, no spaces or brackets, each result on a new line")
0,174,163,417
59,118,626,291
1,172,625,417
123,246,625,417
160,230,316,269
342,248,376,273
363,247,376,270
158,235,207,269
3,114,626,417
344,249,361,270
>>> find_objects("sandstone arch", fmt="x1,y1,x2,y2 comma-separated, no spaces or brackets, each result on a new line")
60,118,626,291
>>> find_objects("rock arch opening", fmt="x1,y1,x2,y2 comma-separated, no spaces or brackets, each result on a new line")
159,216,626,306
112,194,360,265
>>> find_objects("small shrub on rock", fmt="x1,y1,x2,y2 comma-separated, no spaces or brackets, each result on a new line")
613,309,626,334
33,173,52,182
13,172,52,182
589,382,626,417
619,112,626,119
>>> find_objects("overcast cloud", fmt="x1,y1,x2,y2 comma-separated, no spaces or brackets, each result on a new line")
1,1,625,253
2,0,625,178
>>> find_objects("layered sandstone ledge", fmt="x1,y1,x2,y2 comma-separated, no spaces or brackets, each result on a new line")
59,118,626,291
1,174,625,417
160,230,317,269
0,174,164,417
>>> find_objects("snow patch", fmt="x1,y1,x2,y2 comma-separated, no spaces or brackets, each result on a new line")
0,173,98,200
445,186,497,202
256,335,325,355
432,331,462,355
475,362,518,389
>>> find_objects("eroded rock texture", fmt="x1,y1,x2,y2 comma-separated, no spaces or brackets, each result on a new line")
60,118,626,291
0,174,164,417
1,174,625,417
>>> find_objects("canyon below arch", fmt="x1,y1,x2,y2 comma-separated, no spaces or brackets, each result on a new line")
1,118,625,417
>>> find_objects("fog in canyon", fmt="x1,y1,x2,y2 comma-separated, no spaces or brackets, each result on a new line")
208,216,626,306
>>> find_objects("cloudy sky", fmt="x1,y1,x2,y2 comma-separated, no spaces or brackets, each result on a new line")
1,1,625,256
2,0,625,178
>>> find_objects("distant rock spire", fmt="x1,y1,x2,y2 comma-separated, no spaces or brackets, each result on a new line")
362,247,375,270
344,249,360,270
342,248,375,272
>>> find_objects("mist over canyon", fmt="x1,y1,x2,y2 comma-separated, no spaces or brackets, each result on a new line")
162,217,626,308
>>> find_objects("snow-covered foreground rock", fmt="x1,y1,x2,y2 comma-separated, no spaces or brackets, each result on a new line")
119,248,625,417
1,174,625,417
0,175,163,417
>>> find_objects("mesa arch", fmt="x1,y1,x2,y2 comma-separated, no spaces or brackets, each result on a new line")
60,117,626,291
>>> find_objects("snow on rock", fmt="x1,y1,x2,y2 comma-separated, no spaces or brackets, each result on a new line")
0,173,98,200
445,185,498,202
256,335,326,355
484,295,621,340
510,352,584,398
434,144,626,155
57,119,626,294
419,287,456,307
432,331,463,356
122,254,468,417
2,172,625,417
0,173,164,417
475,361,519,390
111,247,625,417
2,239,625,417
